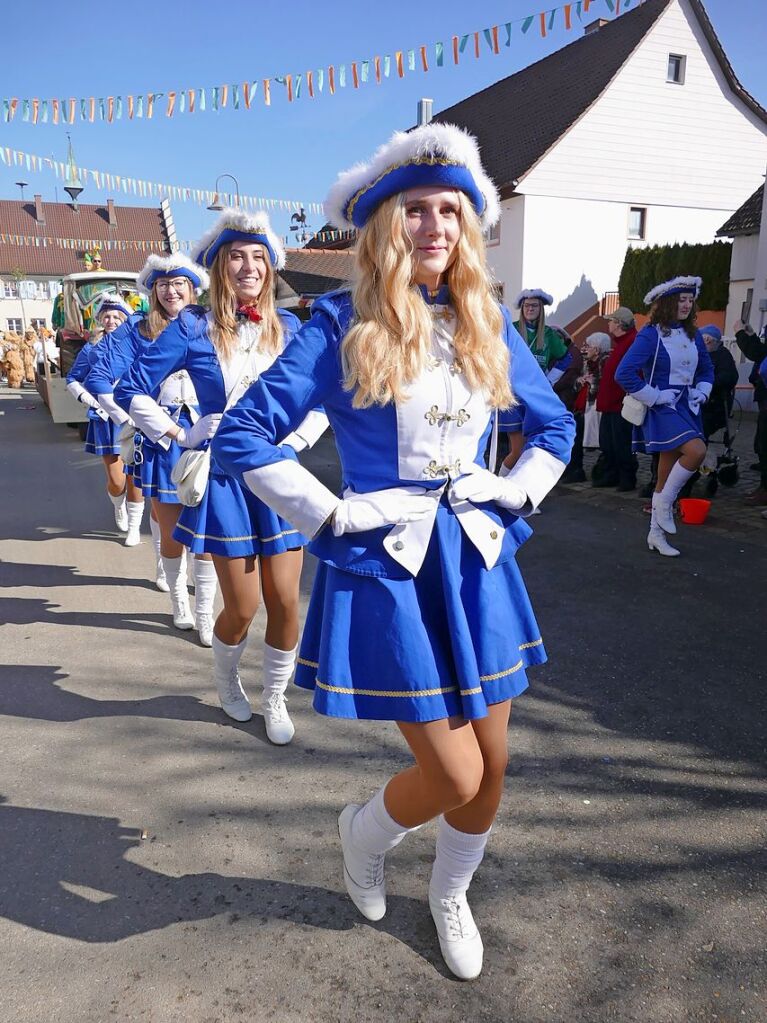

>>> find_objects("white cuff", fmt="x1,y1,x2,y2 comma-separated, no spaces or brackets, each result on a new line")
546,367,565,384
97,392,130,426
506,446,567,513
630,384,659,406
128,394,177,445
66,380,85,400
243,461,339,539
282,410,330,453
696,381,712,398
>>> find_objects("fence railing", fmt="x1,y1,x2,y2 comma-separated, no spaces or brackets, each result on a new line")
601,291,620,316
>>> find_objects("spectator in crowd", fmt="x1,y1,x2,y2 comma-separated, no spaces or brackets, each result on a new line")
734,319,767,506
554,328,588,483
595,307,638,491
513,289,569,377
570,332,611,485
699,325,738,440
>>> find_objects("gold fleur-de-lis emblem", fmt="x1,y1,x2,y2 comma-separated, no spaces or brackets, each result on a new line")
454,408,471,426
449,360,463,376
425,405,442,426
426,354,440,372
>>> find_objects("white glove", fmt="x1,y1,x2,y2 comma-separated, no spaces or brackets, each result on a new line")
78,390,100,410
332,488,436,536
687,386,707,415
450,467,527,510
652,389,678,407
176,413,223,449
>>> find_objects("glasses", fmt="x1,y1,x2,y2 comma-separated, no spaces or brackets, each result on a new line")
156,280,188,293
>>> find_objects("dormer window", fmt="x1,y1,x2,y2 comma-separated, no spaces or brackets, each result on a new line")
667,54,686,84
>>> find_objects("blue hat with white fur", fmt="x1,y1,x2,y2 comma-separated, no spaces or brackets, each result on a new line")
137,252,209,295
192,209,285,270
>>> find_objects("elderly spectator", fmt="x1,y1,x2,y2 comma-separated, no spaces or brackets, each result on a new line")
567,332,611,485
699,325,738,440
595,306,639,490
554,328,587,483
734,320,767,506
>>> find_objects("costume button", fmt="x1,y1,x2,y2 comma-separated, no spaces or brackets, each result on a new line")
490,530,498,540
393,540,404,552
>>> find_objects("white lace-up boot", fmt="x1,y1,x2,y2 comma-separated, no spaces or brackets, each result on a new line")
123,500,145,547
161,555,194,628
109,490,128,532
149,517,169,591
212,634,251,721
651,492,676,535
647,501,680,557
192,558,217,648
428,817,490,980
261,643,296,744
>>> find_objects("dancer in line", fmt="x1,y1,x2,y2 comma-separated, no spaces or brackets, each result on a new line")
66,294,144,543
616,276,714,557
512,289,570,379
86,254,217,644
115,211,327,744
213,125,574,977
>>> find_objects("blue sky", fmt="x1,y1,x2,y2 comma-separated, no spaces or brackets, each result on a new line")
1,0,764,247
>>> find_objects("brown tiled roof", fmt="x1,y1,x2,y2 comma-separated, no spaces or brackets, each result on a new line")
717,184,764,237
304,224,356,250
0,198,169,276
431,0,767,194
279,247,355,296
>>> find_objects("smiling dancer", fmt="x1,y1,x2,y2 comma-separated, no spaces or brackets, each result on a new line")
212,125,574,977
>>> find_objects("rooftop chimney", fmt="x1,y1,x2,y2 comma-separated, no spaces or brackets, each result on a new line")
33,194,45,225
417,98,433,126
106,198,117,226
584,17,609,35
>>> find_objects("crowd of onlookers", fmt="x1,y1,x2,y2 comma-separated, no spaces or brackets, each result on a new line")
0,326,59,388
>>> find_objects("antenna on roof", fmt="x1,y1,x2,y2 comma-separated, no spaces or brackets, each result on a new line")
64,133,84,209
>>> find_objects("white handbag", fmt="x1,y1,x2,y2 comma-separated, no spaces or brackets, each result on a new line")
118,422,137,465
621,330,662,426
170,346,253,507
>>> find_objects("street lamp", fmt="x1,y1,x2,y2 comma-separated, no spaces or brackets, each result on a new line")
207,174,241,211
15,180,29,201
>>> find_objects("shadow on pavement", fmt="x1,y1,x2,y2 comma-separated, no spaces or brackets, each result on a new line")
0,560,159,592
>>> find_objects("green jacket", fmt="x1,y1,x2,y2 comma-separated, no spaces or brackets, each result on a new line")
513,320,568,371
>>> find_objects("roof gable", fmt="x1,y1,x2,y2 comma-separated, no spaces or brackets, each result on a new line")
717,184,764,237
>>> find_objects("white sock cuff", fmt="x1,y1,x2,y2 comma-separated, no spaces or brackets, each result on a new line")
161,554,184,572
263,642,298,668
108,491,126,508
212,633,247,657
192,558,217,581
437,816,492,850
149,516,160,540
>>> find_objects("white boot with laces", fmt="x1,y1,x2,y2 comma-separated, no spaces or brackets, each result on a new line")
651,492,676,535
109,490,128,532
261,643,296,744
192,558,218,648
647,502,680,557
212,634,251,721
149,517,169,591
123,500,145,547
161,555,195,629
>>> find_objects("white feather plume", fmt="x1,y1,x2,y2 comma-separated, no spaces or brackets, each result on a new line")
644,275,702,306
515,288,554,307
324,123,501,230
136,252,209,295
192,208,285,270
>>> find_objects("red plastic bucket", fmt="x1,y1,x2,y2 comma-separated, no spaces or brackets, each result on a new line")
679,498,711,525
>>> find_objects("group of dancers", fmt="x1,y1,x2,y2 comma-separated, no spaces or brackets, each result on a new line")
64,122,717,979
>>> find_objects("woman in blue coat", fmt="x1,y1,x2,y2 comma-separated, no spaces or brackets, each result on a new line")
86,253,218,643
66,294,144,541
615,276,714,557
115,211,328,745
212,124,574,979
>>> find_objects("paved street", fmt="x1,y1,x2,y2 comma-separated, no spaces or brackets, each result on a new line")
1,386,765,1023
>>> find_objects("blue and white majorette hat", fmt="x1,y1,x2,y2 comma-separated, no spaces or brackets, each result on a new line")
644,275,702,306
192,208,285,270
137,252,209,295
324,122,501,230
515,288,554,308
93,292,133,318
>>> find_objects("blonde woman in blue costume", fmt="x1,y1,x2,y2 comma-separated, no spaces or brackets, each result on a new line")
86,253,218,644
213,126,574,978
66,294,145,541
116,211,328,744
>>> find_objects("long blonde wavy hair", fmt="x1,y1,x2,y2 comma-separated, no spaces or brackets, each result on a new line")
342,191,512,409
208,242,283,361
139,278,196,340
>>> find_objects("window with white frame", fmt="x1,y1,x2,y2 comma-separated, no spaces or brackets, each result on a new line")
31,318,47,330
485,220,501,246
6,318,23,333
628,206,647,240
667,54,686,84
3,280,20,298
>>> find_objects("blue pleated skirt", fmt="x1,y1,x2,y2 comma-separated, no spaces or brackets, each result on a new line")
134,406,194,504
172,470,308,558
84,415,120,456
632,388,705,453
295,499,546,723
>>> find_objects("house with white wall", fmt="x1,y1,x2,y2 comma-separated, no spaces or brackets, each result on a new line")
432,0,767,335
717,181,766,334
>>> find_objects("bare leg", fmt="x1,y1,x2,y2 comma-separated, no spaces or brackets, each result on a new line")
656,439,706,492
152,499,185,559
260,549,303,651
211,555,260,646
101,454,125,497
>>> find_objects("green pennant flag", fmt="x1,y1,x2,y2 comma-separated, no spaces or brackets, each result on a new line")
212,86,219,111
459,33,469,52
41,100,48,123
22,99,30,121
604,0,615,10
383,55,391,77
436,41,444,66
361,60,369,82
483,28,494,50
521,16,534,33
232,84,240,108
199,89,206,112
339,64,346,86
548,9,556,29
317,68,325,91
136,95,144,118
505,22,513,46
99,98,106,120
575,1,583,18
407,49,415,70
295,74,302,98
178,91,186,114
116,96,123,119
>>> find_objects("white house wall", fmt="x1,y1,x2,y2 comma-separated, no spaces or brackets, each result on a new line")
486,195,525,305
729,234,760,284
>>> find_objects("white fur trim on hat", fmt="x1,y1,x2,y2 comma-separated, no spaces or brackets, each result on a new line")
192,208,285,270
136,252,209,295
515,288,554,307
324,122,501,230
93,291,133,318
644,275,702,306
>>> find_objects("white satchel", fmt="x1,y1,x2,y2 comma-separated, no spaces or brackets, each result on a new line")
621,330,662,426
118,422,137,465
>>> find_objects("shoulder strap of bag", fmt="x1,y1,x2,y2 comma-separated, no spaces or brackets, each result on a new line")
649,328,663,386
489,410,499,473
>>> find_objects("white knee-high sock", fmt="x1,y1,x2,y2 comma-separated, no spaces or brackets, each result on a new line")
126,500,145,529
429,816,491,898
193,558,218,616
149,516,162,561
108,490,126,510
350,785,418,856
660,462,695,504
212,633,247,678
161,554,188,598
262,642,297,697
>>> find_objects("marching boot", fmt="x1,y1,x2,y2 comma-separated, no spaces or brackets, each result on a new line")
657,462,697,532
161,555,194,629
261,643,296,745
428,817,489,981
192,558,217,648
123,500,145,547
109,489,128,532
212,634,251,721
647,502,680,557
149,516,169,591
338,787,416,922
651,492,676,535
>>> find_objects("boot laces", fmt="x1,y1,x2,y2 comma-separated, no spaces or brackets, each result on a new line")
225,668,245,703
365,852,385,888
264,691,289,721
441,895,472,939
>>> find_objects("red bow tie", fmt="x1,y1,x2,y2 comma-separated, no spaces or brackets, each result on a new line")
236,304,262,324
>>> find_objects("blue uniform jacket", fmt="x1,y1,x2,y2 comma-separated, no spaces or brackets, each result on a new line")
615,322,714,395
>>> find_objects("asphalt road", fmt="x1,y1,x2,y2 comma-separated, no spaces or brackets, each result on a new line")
1,387,765,1023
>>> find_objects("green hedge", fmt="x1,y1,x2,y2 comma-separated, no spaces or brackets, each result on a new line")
618,240,732,311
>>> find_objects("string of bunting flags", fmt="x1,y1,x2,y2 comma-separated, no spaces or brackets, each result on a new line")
2,0,630,124
0,230,356,251
0,146,322,214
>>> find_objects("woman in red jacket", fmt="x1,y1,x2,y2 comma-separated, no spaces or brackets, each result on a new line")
595,307,638,491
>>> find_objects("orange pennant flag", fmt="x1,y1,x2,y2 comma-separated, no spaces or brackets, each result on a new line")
128,95,134,119
474,32,480,58
491,25,500,54
307,71,314,98
452,36,459,64
147,93,155,118
395,51,404,77
32,98,39,124
584,0,591,9
328,66,336,94
107,96,114,122
286,75,293,102
166,92,176,117
352,62,359,88
89,97,96,122
67,97,75,123
420,45,429,71
243,82,252,108
374,56,381,83
188,89,195,113
564,3,572,28
263,79,271,105
220,84,229,108
539,11,547,36
52,98,59,124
